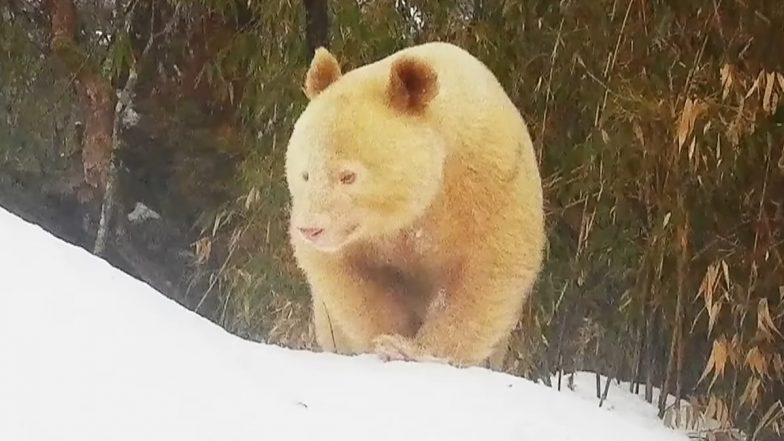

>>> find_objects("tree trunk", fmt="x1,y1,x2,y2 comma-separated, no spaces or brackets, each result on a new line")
472,0,483,23
303,0,329,59
48,0,114,195
674,209,689,424
644,305,659,403
658,196,689,419
632,262,651,395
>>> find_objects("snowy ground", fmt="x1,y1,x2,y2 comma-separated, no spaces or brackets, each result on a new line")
0,205,690,441
549,372,744,440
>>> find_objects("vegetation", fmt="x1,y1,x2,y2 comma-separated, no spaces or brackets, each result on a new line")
0,1,781,439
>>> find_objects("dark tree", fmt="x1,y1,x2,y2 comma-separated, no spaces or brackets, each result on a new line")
303,0,329,59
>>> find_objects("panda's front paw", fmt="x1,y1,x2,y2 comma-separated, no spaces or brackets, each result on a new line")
373,334,446,365
373,334,419,362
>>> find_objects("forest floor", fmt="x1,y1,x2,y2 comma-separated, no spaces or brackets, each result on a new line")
0,205,702,441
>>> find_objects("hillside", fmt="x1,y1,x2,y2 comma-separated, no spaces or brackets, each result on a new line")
0,206,690,441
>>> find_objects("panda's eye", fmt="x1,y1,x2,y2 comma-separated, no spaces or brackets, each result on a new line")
339,170,356,185
302,172,309,182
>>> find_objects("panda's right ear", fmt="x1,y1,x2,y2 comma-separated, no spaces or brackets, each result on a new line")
386,55,438,112
304,47,342,100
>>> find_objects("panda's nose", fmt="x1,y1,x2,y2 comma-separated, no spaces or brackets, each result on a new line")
299,227,325,240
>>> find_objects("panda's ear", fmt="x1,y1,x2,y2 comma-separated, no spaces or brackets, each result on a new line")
304,47,342,99
386,56,439,112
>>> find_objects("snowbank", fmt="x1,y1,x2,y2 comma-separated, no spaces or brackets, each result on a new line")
0,206,688,441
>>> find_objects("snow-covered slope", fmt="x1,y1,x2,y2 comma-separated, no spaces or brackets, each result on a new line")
0,206,688,441
550,372,742,440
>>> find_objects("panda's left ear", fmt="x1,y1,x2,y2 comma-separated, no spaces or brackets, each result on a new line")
386,56,439,112
304,47,342,99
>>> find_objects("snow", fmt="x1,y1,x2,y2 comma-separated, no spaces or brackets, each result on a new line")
0,205,688,441
121,106,140,127
551,372,744,440
127,201,160,223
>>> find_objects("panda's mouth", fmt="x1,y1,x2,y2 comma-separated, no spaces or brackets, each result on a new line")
301,222,361,253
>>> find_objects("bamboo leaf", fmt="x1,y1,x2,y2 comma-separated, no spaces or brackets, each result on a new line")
763,71,775,113
699,336,729,387
708,301,722,335
739,376,761,408
721,260,731,290
752,402,784,441
745,346,769,379
720,64,734,100
773,353,784,381
757,298,784,341
745,71,763,99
